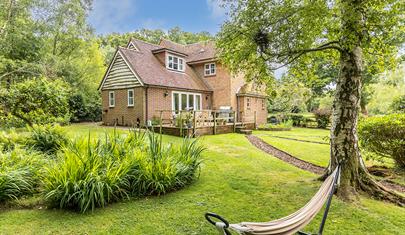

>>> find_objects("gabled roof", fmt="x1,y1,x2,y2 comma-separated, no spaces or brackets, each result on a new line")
117,39,211,91
158,39,217,63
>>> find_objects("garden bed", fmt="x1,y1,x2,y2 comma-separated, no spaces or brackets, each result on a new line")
257,127,292,131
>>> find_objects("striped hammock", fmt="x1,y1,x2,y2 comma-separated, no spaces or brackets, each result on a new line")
206,166,341,235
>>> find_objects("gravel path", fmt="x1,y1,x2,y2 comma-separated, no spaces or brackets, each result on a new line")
246,135,405,193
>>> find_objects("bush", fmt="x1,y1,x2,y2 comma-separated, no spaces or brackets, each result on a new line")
0,130,27,152
259,120,293,129
132,132,204,195
313,109,332,128
43,130,204,213
0,77,71,127
391,95,405,113
0,148,46,201
358,114,405,169
25,124,69,155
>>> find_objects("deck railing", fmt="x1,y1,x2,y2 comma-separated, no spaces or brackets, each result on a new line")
151,110,256,136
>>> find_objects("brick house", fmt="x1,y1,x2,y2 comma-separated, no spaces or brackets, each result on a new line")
98,38,267,127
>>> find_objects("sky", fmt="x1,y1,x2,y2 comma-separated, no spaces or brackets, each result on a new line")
87,0,227,35
87,0,286,78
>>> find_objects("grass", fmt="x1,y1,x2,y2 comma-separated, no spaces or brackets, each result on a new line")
0,124,404,234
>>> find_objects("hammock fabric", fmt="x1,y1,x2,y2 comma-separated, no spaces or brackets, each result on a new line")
206,166,341,235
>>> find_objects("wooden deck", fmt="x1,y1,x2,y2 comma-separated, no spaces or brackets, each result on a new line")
152,122,256,137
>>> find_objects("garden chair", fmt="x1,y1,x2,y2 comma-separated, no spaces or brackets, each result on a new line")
205,165,341,235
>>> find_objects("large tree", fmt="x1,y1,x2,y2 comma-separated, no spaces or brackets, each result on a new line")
218,0,405,204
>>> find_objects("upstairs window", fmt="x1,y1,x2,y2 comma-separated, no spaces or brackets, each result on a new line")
204,63,216,76
109,91,115,107
128,89,134,107
167,54,185,72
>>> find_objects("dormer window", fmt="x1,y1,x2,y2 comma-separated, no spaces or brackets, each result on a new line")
167,54,185,72
204,63,216,76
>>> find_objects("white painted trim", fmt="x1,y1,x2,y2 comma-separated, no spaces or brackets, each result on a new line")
127,41,139,51
99,51,119,90
109,91,115,107
127,89,134,107
99,49,144,90
171,91,202,113
204,62,216,76
166,53,185,72
118,51,144,86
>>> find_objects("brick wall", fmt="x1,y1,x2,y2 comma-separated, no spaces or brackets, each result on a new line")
194,63,232,109
146,87,212,121
237,95,267,125
101,87,145,126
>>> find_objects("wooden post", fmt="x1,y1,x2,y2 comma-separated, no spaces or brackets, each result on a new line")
233,111,236,133
159,110,163,134
213,111,217,135
193,110,196,137
254,111,257,129
179,111,183,137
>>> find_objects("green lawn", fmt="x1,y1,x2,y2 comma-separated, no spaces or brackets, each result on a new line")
0,124,404,234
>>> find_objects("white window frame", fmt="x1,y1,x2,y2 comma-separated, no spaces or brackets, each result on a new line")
167,54,185,72
127,89,134,107
204,63,216,76
172,91,202,113
109,91,115,108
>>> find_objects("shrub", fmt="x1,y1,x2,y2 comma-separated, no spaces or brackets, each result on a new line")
132,132,204,195
391,95,405,113
43,130,204,213
313,109,332,128
358,114,405,169
43,134,136,213
0,77,71,127
0,130,27,152
259,120,293,129
25,124,69,155
0,148,46,201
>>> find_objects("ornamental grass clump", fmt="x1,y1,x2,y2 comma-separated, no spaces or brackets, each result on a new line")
0,148,46,202
42,133,139,213
25,124,69,155
43,130,204,213
131,132,204,196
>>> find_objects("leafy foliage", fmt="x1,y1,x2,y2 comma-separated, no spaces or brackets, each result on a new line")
43,130,204,212
313,109,332,129
25,124,69,155
358,114,405,169
0,77,71,126
0,148,46,202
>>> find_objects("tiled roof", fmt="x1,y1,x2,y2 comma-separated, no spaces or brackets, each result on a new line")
159,39,217,63
119,39,211,91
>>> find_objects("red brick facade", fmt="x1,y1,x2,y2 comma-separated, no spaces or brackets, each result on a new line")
100,39,268,127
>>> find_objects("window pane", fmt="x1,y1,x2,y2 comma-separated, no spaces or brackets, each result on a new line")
188,95,194,110
195,95,201,110
174,93,179,112
173,57,178,63
173,63,178,70
205,64,209,69
181,94,187,110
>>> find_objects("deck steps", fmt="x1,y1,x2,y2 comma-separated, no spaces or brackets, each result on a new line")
235,125,252,135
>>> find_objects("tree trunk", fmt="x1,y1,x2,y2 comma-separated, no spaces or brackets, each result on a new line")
322,0,405,206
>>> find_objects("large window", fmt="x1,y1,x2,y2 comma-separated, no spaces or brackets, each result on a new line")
127,89,134,107
172,91,202,113
167,54,185,72
109,91,115,107
204,63,216,76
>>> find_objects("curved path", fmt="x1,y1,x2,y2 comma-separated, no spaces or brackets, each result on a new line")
246,135,405,193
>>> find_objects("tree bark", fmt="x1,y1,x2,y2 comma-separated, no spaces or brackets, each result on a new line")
322,0,404,206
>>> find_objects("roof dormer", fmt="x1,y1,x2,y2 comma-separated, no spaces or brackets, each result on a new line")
126,40,139,51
